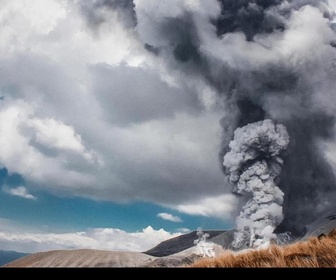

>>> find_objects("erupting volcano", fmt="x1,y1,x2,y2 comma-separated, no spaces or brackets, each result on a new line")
133,0,336,248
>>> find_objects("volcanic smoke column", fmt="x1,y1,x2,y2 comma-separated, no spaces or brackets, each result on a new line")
223,119,290,249
109,0,336,236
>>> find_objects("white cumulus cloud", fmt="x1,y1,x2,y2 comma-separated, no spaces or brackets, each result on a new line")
157,213,183,223
0,219,181,254
2,186,37,200
176,194,239,220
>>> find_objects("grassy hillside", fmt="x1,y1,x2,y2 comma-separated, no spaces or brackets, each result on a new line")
189,229,336,268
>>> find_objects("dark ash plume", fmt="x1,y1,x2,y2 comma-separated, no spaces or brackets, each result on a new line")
215,0,285,41
275,114,336,236
130,0,336,240
78,0,136,30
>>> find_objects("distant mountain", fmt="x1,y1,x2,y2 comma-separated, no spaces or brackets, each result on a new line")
0,250,29,266
143,229,227,257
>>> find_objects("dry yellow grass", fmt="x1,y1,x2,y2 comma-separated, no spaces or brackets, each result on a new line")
189,229,336,268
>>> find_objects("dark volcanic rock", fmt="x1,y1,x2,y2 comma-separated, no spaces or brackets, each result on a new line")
143,230,226,257
208,229,235,249
299,207,336,241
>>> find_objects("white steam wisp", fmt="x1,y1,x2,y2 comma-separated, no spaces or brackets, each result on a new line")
193,228,216,258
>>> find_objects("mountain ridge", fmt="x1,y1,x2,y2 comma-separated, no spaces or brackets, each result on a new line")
0,250,29,267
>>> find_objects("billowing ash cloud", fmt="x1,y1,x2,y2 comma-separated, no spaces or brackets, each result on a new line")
132,0,336,237
78,0,137,30
223,119,289,248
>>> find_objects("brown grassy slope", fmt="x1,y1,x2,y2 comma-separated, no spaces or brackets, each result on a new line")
189,229,336,268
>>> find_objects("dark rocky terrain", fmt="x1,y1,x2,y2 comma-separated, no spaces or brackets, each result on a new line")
143,229,227,257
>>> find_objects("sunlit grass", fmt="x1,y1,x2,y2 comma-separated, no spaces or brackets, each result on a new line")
189,230,336,268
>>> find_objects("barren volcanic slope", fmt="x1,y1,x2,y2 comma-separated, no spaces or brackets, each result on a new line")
1,230,229,268
1,244,228,268
2,249,157,268
143,230,226,257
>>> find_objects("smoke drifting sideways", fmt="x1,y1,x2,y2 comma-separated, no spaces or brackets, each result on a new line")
223,119,290,249
97,0,336,246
